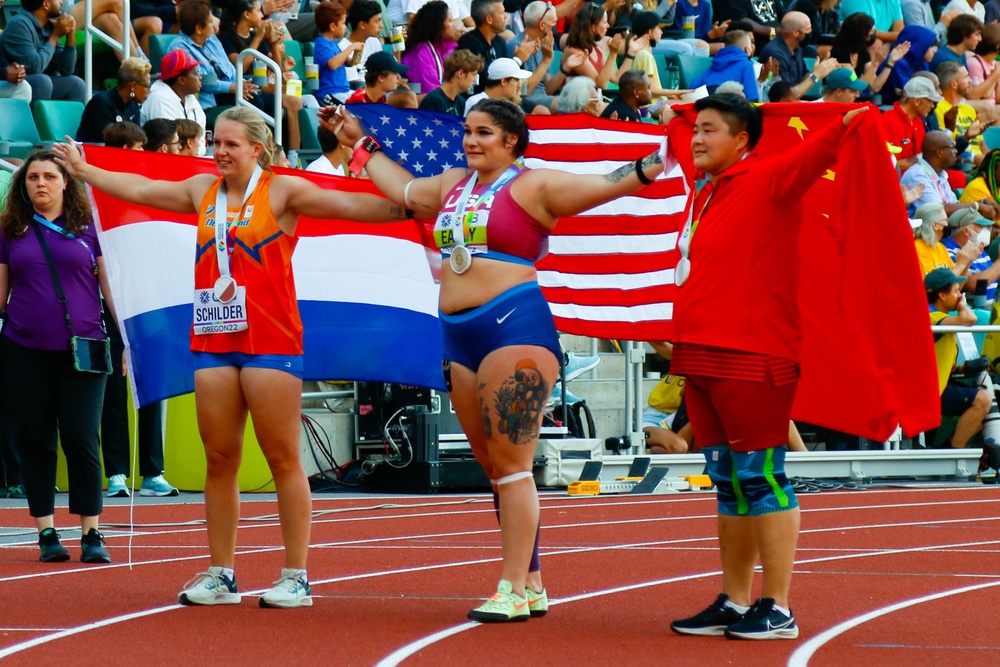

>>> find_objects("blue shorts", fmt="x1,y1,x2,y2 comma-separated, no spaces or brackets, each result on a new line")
193,351,304,379
440,281,561,372
941,383,980,418
703,444,798,517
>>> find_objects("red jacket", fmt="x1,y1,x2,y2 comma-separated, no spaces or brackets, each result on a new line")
666,116,847,362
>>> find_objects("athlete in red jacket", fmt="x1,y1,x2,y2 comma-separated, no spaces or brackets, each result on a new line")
662,94,869,640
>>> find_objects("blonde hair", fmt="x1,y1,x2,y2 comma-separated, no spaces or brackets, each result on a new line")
118,56,151,84
217,106,275,169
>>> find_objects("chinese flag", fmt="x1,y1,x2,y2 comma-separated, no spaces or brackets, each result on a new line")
677,102,939,441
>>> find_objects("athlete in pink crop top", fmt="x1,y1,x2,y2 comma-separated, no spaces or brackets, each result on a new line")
324,99,666,623
433,170,549,266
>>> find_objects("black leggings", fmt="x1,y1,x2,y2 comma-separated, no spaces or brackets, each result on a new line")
0,336,106,518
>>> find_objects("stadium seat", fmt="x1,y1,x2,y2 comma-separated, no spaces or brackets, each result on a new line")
802,58,822,100
148,34,177,75
204,105,234,131
983,126,1000,153
298,107,322,152
0,169,13,208
676,55,711,89
0,98,42,159
1,1,20,30
33,100,85,142
284,40,306,81
301,41,314,58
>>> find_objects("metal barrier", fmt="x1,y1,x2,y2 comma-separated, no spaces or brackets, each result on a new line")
82,0,129,102
235,49,283,144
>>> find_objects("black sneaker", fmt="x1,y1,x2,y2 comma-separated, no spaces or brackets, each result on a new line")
38,528,70,563
80,528,111,564
724,597,798,640
7,485,25,499
670,593,746,636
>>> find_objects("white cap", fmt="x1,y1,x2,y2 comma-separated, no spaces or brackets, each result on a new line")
488,58,532,81
903,77,944,102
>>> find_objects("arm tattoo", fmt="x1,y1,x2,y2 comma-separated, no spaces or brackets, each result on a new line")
604,161,635,185
603,152,664,185
493,360,549,445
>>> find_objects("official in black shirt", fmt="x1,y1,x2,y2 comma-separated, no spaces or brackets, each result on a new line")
76,57,152,143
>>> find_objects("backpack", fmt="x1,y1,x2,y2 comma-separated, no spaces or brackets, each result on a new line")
565,399,596,439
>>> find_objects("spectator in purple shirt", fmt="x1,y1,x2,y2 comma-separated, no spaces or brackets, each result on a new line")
0,150,117,565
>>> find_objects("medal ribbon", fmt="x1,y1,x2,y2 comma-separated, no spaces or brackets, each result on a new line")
213,165,263,281
448,160,524,254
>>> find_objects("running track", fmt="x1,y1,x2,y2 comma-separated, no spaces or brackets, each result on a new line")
1,486,998,666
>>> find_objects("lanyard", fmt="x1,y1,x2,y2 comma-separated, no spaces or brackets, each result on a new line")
450,161,524,248
677,185,713,260
33,214,98,275
213,165,263,280
918,159,949,202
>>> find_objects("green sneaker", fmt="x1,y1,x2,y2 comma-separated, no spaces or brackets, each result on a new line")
467,580,530,623
525,587,548,617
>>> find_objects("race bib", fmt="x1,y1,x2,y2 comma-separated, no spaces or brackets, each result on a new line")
193,286,249,335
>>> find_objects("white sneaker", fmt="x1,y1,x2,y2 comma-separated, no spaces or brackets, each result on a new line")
259,568,312,608
178,567,241,606
140,475,179,497
107,474,129,498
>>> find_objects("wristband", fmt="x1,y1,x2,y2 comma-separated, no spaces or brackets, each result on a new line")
974,201,981,212
634,157,653,185
350,135,382,175
403,179,416,207
623,54,633,60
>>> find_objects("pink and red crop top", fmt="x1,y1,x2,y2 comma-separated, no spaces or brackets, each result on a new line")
433,170,549,266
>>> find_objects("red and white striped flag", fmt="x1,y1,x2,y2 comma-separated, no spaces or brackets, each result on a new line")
525,115,684,341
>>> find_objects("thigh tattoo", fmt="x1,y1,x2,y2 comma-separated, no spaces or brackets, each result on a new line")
494,360,549,445
478,382,492,437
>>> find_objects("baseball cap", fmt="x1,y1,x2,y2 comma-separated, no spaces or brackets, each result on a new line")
903,76,944,102
630,11,660,38
825,68,868,91
487,58,531,81
158,49,204,81
365,51,409,75
924,267,967,292
948,207,989,229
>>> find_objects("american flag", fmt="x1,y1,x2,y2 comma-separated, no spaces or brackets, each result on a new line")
526,115,684,341
348,105,683,341
347,103,468,173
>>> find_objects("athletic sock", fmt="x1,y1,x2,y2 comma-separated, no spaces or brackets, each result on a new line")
773,603,791,617
528,519,541,573
725,600,750,614
493,489,542,574
220,567,235,581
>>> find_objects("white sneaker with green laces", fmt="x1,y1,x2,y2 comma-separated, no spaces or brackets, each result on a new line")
178,566,241,606
260,568,313,608
467,580,530,622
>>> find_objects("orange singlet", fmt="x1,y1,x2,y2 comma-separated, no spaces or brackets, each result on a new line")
191,172,303,355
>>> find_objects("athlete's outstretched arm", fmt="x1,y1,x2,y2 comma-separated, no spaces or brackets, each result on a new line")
274,174,411,226
52,138,210,214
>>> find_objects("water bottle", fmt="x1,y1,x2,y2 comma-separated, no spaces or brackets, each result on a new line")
667,59,680,90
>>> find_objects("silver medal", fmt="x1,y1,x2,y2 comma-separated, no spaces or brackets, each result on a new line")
674,257,691,286
450,245,472,274
214,275,239,303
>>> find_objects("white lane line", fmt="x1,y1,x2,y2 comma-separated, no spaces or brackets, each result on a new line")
1,494,998,657
373,537,1000,667
786,579,1000,667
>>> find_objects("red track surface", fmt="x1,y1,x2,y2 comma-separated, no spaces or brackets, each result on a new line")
1,486,999,666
